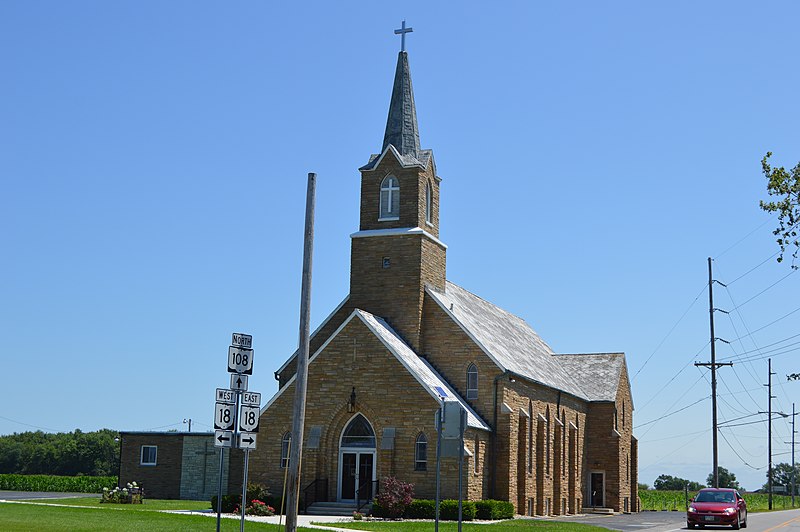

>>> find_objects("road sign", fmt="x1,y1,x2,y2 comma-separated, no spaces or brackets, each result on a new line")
241,391,261,407
216,388,235,404
214,430,234,448
227,346,254,375
239,405,260,432
230,373,248,392
231,333,252,349
238,432,257,450
214,402,235,430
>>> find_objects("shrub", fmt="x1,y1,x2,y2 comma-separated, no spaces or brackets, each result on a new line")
245,499,274,516
439,499,476,521
370,498,388,518
100,482,143,504
210,483,275,514
475,499,514,520
405,499,436,519
374,476,414,519
211,494,239,513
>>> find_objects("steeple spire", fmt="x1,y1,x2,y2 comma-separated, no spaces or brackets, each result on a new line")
382,50,421,159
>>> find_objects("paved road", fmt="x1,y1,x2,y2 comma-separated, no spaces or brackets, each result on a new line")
0,491,91,501
552,508,800,532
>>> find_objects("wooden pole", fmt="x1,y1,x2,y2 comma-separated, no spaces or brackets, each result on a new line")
285,173,316,532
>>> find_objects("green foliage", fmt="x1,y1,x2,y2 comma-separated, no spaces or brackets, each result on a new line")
474,499,514,520
374,476,414,518
653,474,702,491
763,462,800,492
210,483,275,514
211,494,239,513
707,466,740,489
0,429,119,477
0,473,116,492
638,482,649,491
101,482,143,504
405,499,436,519
760,152,800,268
640,489,796,512
439,499,476,521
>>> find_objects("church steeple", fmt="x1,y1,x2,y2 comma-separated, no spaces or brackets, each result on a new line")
382,51,421,160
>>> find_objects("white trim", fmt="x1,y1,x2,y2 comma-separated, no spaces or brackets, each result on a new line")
538,413,548,423
519,407,530,418
554,417,564,427
274,295,350,375
350,226,447,249
501,402,513,414
569,421,579,430
360,144,428,171
140,445,157,466
378,216,400,221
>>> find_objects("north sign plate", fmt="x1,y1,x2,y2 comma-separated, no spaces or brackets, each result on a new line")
238,432,257,450
230,373,248,392
241,391,261,407
214,430,234,448
214,402,235,430
227,346,254,375
231,332,252,349
239,405,260,432
216,388,235,404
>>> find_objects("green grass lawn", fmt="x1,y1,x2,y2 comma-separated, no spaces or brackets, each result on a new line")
19,496,212,511
317,520,608,531
0,501,317,531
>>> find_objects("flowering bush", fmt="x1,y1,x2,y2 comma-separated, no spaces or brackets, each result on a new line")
100,481,143,504
233,499,275,516
353,511,364,520
374,476,414,519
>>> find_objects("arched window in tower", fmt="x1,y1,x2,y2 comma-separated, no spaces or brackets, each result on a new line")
425,181,433,225
415,433,427,471
466,363,478,400
379,175,400,220
280,432,292,468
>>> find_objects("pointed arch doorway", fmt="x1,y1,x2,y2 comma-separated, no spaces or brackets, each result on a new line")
337,414,377,503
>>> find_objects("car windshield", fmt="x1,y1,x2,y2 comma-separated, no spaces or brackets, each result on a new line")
695,491,735,503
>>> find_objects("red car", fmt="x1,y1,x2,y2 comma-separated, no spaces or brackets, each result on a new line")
687,488,747,529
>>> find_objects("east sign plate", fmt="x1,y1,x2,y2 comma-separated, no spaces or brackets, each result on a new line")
227,346,254,375
241,391,261,407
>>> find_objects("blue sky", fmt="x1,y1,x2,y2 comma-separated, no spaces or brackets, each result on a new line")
2,1,799,491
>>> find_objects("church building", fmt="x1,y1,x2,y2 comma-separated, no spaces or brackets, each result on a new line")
250,40,638,516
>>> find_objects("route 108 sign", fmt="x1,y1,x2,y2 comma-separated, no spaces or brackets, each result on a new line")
227,346,254,375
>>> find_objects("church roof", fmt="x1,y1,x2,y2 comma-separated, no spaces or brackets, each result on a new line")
555,353,628,403
427,282,625,402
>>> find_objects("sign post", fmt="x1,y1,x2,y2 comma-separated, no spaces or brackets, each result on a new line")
213,332,262,532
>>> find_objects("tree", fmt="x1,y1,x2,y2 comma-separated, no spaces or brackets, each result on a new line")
762,462,800,493
760,152,800,269
653,474,702,491
707,466,740,490
638,482,650,491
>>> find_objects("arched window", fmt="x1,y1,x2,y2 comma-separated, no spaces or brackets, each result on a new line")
379,175,400,220
341,414,376,448
415,433,427,471
280,432,292,468
466,363,478,400
425,181,433,224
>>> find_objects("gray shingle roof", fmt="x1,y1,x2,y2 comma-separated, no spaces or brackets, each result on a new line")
383,51,420,159
426,282,624,402
554,353,626,402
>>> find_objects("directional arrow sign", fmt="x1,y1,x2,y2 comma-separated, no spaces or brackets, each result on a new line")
241,391,261,407
214,402,235,430
238,432,257,450
227,346,254,375
216,388,235,404
214,430,234,448
230,373,248,392
239,405,260,433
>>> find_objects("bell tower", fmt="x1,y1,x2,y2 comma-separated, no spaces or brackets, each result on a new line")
349,31,446,351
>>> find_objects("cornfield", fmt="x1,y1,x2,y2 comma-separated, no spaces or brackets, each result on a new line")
639,490,798,512
0,474,117,493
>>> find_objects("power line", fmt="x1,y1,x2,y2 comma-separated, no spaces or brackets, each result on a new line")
726,252,781,285
0,414,63,433
728,305,800,343
636,395,710,428
714,215,777,259
728,269,797,312
637,341,710,412
719,429,764,470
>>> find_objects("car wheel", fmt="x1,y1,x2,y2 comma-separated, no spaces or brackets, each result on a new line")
741,510,747,528
687,523,695,529
732,512,741,530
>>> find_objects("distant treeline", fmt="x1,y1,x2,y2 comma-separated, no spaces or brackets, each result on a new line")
0,429,119,477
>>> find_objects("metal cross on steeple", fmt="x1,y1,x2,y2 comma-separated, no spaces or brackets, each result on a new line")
394,20,413,52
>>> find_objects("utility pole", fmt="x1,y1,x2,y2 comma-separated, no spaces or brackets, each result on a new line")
791,403,797,507
768,358,775,510
694,257,733,488
285,173,316,532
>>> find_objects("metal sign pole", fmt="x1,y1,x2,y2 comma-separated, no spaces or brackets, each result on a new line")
435,406,442,532
216,447,225,532
240,449,250,532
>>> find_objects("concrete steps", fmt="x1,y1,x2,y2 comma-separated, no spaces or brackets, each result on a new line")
306,501,372,516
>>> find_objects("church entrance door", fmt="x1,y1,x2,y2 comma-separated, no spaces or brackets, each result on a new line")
337,414,377,503
589,471,604,507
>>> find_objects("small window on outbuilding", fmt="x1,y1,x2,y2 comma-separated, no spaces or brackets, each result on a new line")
140,445,157,466
415,433,427,471
379,175,400,220
280,432,292,468
466,364,478,400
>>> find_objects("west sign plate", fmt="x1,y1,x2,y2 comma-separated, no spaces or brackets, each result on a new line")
239,405,260,433
227,346,254,375
214,430,234,448
216,388,235,404
214,402,235,430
